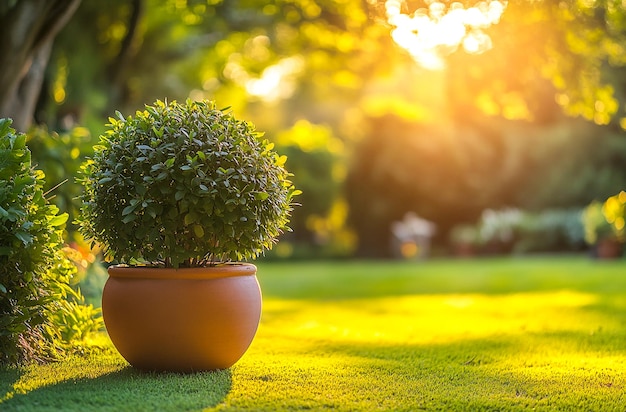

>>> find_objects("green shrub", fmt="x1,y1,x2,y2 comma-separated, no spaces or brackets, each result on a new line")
49,248,104,344
514,209,585,253
448,208,586,255
0,119,102,365
271,120,349,258
27,124,94,241
78,99,299,267
582,192,626,245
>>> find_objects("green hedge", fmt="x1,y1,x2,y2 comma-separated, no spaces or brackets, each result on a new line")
0,119,101,365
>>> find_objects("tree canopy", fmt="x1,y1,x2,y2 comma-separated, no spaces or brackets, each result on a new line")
2,0,625,130
2,0,626,257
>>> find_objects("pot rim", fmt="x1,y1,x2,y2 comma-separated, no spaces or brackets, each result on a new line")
107,262,257,280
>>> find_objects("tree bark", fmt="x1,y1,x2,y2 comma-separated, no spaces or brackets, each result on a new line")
0,0,81,132
106,0,144,110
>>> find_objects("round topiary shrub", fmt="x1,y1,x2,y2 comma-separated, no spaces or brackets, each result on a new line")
78,99,299,267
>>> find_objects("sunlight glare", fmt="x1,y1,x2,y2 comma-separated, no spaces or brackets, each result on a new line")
245,56,305,102
386,0,507,70
261,291,602,347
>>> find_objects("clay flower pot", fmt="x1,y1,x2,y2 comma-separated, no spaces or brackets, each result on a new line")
102,263,261,372
595,237,624,259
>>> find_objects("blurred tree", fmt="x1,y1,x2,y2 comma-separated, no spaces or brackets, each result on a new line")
0,0,80,131
272,120,350,255
27,125,93,238
35,0,399,258
346,115,516,256
6,1,626,131
437,0,626,126
5,0,626,258
512,120,626,210
41,0,397,130
340,0,626,256
346,110,626,257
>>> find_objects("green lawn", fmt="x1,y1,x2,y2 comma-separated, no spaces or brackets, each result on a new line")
2,257,626,411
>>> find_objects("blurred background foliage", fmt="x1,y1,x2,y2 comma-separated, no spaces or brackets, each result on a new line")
2,0,626,262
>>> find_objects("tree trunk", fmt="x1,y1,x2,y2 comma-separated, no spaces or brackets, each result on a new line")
0,0,81,132
106,0,144,110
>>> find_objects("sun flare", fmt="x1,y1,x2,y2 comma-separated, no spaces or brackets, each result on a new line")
385,0,507,70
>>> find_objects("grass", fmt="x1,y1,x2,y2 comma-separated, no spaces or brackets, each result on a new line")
2,256,626,411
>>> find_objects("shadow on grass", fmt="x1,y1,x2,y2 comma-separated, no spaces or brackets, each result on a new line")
1,366,232,412
0,368,19,401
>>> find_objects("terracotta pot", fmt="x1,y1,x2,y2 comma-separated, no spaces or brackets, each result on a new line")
102,263,261,372
595,238,624,259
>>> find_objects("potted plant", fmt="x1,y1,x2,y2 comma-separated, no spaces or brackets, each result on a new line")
77,99,299,372
582,195,625,259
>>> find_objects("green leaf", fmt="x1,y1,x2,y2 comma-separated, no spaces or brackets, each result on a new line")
12,133,26,150
147,206,157,219
184,213,196,225
193,225,204,238
152,126,164,138
135,225,149,239
136,184,148,196
276,155,287,167
0,118,11,137
255,192,269,201
14,231,32,245
49,213,69,227
122,203,138,216
0,283,7,293
122,214,137,223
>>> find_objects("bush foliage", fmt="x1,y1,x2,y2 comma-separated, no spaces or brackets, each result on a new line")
78,100,299,267
0,119,101,365
582,191,626,245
